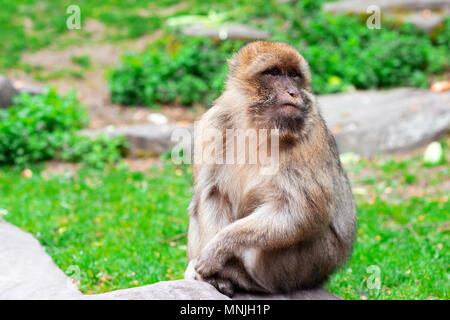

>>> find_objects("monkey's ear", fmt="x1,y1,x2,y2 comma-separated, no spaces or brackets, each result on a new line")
227,54,239,73
300,58,312,84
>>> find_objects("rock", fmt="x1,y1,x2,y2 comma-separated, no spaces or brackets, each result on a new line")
86,281,341,300
0,76,19,108
80,124,193,157
0,218,341,300
318,88,450,156
234,288,342,300
0,76,45,109
182,24,271,40
82,89,449,158
13,80,45,96
85,280,230,300
402,12,445,32
0,218,82,300
322,0,450,31
323,0,450,13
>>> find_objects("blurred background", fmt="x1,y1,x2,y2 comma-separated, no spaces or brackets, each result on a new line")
0,0,448,299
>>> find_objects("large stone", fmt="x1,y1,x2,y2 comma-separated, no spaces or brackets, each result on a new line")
13,80,45,96
86,282,340,300
323,0,450,13
85,280,230,300
323,0,450,31
80,124,193,157
234,288,341,300
0,76,19,108
0,218,82,300
82,89,449,158
0,76,45,109
402,12,446,32
318,88,450,156
0,218,340,300
182,24,271,40
81,89,449,158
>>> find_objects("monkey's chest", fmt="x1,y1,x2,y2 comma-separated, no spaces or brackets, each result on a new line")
218,165,268,220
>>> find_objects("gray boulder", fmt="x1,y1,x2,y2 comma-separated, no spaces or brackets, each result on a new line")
234,288,341,300
80,124,193,157
15,81,44,96
323,0,450,13
318,88,450,156
83,89,449,158
0,76,44,109
0,218,340,300
0,218,82,300
86,280,230,300
0,76,19,108
86,281,340,300
182,24,271,40
323,0,450,31
402,12,446,32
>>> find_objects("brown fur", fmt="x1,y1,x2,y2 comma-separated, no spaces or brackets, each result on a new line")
184,41,357,296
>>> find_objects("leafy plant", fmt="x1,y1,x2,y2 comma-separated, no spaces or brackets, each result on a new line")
61,134,127,169
109,38,242,107
0,89,125,166
0,89,88,165
109,11,450,106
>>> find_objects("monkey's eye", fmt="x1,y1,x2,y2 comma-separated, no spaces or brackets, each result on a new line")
262,67,281,76
289,70,300,78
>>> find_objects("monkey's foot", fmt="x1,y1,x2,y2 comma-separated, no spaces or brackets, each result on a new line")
206,277,234,297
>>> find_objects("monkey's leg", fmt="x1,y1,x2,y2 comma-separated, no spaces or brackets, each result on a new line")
242,228,347,293
195,202,329,279
218,258,269,294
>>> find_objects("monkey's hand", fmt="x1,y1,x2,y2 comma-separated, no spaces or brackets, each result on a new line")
195,239,232,278
185,259,203,281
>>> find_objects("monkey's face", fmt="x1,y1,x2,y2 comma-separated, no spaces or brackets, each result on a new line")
228,42,314,138
250,63,312,133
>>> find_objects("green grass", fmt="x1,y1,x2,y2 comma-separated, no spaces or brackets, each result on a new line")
0,147,448,298
0,162,192,293
326,198,449,299
70,54,91,69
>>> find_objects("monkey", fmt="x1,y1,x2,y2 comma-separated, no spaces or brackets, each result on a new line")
184,41,357,297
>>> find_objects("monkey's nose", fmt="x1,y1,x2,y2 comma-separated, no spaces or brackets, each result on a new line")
286,89,299,98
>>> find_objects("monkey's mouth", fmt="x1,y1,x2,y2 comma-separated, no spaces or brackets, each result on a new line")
278,103,301,116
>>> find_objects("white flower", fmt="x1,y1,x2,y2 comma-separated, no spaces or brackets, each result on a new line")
423,141,443,166
0,208,8,216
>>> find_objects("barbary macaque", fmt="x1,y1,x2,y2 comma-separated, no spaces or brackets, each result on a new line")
184,41,357,297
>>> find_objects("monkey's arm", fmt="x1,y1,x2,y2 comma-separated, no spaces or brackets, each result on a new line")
195,201,330,278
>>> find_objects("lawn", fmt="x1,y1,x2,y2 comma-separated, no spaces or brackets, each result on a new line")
1,146,448,299
0,162,192,294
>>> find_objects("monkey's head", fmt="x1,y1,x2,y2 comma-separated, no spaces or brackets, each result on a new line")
226,41,314,139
